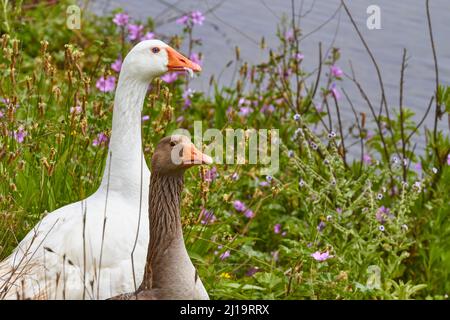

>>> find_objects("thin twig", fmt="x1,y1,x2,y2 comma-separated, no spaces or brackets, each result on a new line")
426,0,442,168
399,49,408,181
341,0,400,159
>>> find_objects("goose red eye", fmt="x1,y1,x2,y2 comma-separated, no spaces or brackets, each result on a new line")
152,47,160,54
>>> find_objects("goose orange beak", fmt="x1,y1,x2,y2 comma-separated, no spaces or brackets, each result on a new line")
182,143,212,166
166,47,202,72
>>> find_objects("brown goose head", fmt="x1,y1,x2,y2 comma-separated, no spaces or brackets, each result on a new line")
151,135,213,176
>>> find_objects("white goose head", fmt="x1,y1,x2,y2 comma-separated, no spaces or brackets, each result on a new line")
104,40,202,190
122,40,202,82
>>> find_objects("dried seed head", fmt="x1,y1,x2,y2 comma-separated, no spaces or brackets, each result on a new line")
236,79,242,93
12,39,20,56
260,36,266,50
10,182,17,192
38,102,46,117
3,47,12,61
52,86,61,101
40,40,49,55
55,133,65,144
2,34,10,49
80,117,88,136
50,148,57,161
162,104,173,121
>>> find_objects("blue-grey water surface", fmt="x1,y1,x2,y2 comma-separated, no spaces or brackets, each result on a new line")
88,0,449,152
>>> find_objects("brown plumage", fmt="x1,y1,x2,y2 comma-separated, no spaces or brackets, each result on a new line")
109,135,212,300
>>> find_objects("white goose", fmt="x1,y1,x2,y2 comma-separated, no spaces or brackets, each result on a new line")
0,40,201,300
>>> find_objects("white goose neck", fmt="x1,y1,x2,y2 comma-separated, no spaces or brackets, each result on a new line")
100,70,151,193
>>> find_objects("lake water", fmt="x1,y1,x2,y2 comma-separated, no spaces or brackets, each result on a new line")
88,0,449,151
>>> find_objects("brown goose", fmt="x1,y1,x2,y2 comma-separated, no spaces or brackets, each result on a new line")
110,135,212,300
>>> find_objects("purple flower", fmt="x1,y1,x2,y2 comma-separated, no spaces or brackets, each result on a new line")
238,98,250,106
271,251,279,261
0,109,3,118
246,267,260,277
317,221,326,232
182,88,195,108
176,116,185,123
274,224,281,234
284,29,294,41
366,130,374,140
189,53,202,66
363,154,372,164
191,10,205,25
200,208,216,225
113,12,129,27
376,206,392,224
281,68,292,79
233,200,246,212
141,32,155,40
336,208,342,214
261,104,275,113
414,162,422,172
238,106,253,117
330,65,343,78
447,154,450,165
220,250,230,260
111,58,122,73
259,181,269,187
70,105,82,115
127,24,144,41
294,53,304,61
142,115,150,122
204,166,218,182
176,15,189,25
311,251,333,262
93,132,108,147
244,209,255,219
161,72,179,83
96,76,116,92
330,83,341,100
14,126,27,143
231,172,239,181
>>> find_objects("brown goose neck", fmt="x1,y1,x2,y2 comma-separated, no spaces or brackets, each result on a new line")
139,172,184,291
